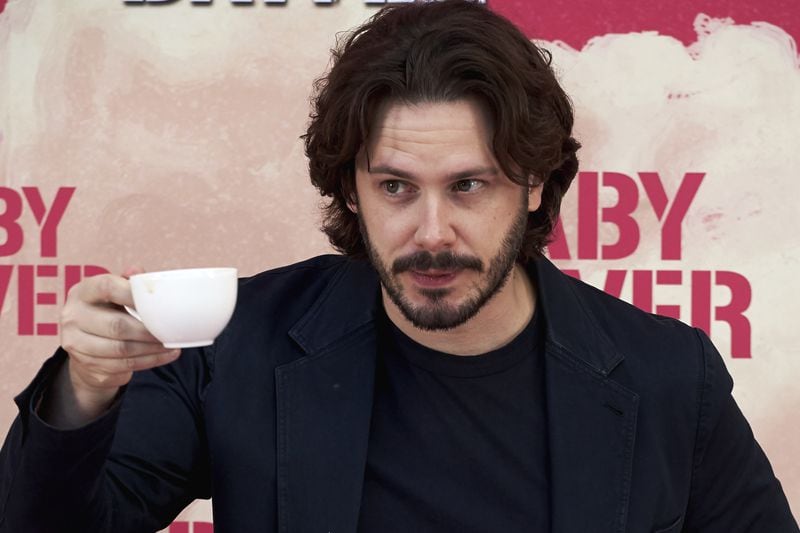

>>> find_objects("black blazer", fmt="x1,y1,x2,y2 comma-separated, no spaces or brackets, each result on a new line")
0,255,797,532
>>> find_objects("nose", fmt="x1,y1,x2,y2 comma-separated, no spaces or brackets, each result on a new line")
413,194,457,251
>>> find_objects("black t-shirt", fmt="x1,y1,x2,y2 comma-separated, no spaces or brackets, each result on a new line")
357,308,549,533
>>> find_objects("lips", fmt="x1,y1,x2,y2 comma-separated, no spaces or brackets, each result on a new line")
409,269,459,288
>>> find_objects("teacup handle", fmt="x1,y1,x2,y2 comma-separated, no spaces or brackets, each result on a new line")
125,305,142,322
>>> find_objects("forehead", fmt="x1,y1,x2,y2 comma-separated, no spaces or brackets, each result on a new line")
364,99,497,170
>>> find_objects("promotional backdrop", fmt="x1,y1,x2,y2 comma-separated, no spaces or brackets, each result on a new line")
1,0,798,530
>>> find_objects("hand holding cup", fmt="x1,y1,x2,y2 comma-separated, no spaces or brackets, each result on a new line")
55,268,181,425
51,267,236,427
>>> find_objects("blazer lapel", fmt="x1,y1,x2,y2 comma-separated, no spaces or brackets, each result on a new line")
276,260,380,533
544,344,639,533
535,258,639,533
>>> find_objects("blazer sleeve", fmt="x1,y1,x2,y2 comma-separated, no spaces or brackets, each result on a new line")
0,346,212,533
683,329,798,532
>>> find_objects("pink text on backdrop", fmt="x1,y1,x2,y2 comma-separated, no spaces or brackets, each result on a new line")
548,171,705,261
559,267,751,358
0,265,110,335
168,522,213,533
0,186,74,257
0,187,109,335
549,170,751,358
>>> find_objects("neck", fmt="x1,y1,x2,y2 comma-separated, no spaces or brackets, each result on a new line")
383,263,536,356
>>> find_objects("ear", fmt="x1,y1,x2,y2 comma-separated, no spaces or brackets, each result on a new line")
348,148,368,214
527,180,544,212
346,190,358,214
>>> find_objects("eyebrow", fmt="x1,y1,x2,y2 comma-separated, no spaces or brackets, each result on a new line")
367,164,499,182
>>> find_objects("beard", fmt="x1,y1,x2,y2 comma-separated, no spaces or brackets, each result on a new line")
359,195,529,331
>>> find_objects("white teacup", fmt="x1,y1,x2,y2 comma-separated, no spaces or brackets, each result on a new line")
127,267,238,348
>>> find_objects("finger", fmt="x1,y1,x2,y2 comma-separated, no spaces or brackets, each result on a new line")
71,347,182,374
77,274,135,308
122,266,146,279
71,304,160,343
69,357,135,391
67,331,172,360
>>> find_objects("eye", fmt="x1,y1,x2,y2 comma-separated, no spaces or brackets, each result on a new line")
453,179,483,193
381,180,411,195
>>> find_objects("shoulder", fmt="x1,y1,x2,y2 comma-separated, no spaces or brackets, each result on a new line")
563,275,726,450
205,255,359,369
240,254,349,293
231,254,350,319
568,275,701,358
562,274,709,399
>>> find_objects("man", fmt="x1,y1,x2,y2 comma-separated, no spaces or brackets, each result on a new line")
0,1,797,532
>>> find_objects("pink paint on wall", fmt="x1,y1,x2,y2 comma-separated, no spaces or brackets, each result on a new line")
490,0,800,47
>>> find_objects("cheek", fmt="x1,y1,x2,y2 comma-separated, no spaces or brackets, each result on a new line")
461,207,516,252
364,209,409,249
387,220,417,250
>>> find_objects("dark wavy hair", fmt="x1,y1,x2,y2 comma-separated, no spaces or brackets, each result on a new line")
303,0,580,263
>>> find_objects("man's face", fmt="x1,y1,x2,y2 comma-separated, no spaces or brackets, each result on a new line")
353,98,542,331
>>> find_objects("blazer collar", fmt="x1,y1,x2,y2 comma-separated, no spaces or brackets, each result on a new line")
288,258,380,356
534,256,626,376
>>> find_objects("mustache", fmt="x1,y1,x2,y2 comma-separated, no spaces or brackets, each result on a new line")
391,251,484,274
